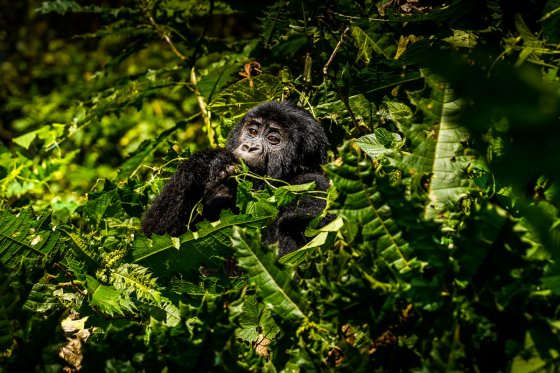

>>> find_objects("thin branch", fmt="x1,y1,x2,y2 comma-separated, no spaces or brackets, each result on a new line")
191,67,216,148
143,2,188,62
322,27,360,131
323,26,350,75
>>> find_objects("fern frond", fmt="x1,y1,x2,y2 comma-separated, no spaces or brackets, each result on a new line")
65,230,102,265
110,263,162,305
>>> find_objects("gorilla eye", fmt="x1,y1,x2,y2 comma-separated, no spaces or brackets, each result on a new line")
267,133,281,145
246,125,259,137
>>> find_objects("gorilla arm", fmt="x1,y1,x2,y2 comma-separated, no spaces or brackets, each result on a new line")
141,149,238,237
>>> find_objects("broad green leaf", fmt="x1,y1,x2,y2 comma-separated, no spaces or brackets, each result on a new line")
351,26,396,63
273,181,316,206
12,130,40,150
22,283,60,314
131,211,270,279
232,227,306,320
0,210,60,269
510,332,551,373
86,275,136,317
396,71,481,221
279,217,343,265
356,129,403,159
235,295,280,342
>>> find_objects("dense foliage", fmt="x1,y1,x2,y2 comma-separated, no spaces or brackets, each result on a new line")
1,0,560,371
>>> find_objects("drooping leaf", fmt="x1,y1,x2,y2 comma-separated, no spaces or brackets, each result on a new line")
396,71,481,221
279,217,343,265
231,227,306,320
131,211,270,280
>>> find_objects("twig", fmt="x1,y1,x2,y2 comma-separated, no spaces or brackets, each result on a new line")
323,27,350,75
323,27,360,131
143,2,188,61
190,67,216,148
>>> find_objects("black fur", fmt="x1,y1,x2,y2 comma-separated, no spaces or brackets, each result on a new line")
141,101,329,256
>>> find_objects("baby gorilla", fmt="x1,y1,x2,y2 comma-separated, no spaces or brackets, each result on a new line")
141,101,329,256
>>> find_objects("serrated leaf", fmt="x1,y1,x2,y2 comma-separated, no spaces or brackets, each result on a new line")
325,143,421,274
110,263,162,305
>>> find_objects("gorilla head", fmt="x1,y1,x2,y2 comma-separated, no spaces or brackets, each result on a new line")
226,101,328,180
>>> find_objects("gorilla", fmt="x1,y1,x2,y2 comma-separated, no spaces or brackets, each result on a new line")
141,101,330,257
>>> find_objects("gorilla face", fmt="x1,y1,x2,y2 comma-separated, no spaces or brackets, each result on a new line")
226,101,327,180
231,117,287,174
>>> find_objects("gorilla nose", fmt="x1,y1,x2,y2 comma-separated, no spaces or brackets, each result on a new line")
241,142,261,153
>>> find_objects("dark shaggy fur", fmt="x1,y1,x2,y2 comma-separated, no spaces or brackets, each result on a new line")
141,101,329,256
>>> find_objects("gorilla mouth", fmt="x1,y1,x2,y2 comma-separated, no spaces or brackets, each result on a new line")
233,148,265,172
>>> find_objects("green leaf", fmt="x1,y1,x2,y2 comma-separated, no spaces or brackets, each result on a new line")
117,124,180,181
65,230,102,266
86,275,136,317
0,210,60,269
235,295,280,342
131,211,270,279
209,74,288,120
511,332,551,373
356,129,403,159
279,217,343,265
22,283,60,314
110,263,162,305
273,181,316,206
397,71,481,221
351,26,395,63
231,227,306,320
12,130,40,150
